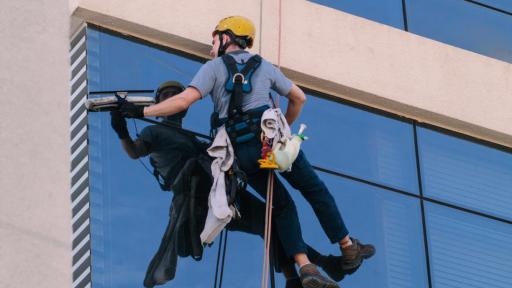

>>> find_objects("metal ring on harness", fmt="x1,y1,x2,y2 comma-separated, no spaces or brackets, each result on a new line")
232,73,247,84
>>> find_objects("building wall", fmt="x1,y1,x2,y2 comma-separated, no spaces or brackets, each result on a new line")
72,0,512,148
0,0,72,287
0,0,509,287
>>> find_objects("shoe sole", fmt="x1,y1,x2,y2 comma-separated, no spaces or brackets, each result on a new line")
342,246,375,270
342,249,376,270
341,256,362,270
362,249,376,259
302,276,340,288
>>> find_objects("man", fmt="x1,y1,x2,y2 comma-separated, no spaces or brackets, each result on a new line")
121,17,374,288
111,81,357,288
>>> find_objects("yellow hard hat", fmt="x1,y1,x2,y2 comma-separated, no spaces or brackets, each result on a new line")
213,16,255,48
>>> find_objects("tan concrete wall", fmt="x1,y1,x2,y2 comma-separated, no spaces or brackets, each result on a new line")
0,0,72,287
72,0,512,147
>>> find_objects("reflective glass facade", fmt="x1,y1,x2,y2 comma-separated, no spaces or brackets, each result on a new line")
311,0,512,63
86,27,512,288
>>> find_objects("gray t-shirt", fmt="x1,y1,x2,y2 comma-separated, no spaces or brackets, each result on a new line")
189,51,293,118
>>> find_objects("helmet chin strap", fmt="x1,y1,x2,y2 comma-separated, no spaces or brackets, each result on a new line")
217,32,234,57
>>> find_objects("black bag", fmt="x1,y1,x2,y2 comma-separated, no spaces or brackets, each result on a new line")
225,159,247,206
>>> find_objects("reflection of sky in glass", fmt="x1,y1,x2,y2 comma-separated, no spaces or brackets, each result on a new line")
269,172,429,288
311,0,512,63
425,202,512,288
292,94,419,194
418,127,512,221
309,0,406,29
407,0,512,63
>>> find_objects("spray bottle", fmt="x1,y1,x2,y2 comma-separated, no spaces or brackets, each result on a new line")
273,124,308,172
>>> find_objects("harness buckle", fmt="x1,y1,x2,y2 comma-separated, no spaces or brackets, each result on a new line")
232,73,248,84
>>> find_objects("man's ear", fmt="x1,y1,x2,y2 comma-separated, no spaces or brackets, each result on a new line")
222,33,231,43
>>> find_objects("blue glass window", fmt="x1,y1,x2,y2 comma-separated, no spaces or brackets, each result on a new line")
425,202,512,288
290,94,419,194
407,0,512,63
309,0,406,29
274,172,429,288
417,127,512,221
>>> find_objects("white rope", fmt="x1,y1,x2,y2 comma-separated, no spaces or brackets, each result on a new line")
261,1,283,287
261,171,275,288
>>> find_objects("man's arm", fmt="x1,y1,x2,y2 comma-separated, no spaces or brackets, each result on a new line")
110,111,150,159
120,138,150,159
144,87,202,117
285,84,306,125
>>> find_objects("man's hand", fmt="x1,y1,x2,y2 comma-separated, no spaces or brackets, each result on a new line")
119,101,144,118
110,111,130,139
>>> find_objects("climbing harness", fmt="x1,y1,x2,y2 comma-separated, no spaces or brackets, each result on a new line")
216,53,263,144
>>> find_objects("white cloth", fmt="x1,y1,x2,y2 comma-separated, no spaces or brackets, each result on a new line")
206,126,235,219
200,126,234,244
200,206,235,244
260,108,291,146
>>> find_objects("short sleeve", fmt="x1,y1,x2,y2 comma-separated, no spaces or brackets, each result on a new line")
271,65,293,96
189,60,217,98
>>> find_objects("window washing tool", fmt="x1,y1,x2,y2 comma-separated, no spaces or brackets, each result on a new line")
85,90,155,112
85,90,212,140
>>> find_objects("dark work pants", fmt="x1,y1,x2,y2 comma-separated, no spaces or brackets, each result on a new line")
235,137,308,257
281,150,349,243
227,187,325,269
234,137,349,257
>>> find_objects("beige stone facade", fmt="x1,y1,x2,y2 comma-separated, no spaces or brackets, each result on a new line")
0,0,72,287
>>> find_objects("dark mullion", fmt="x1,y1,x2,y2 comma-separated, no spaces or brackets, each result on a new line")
423,196,512,225
416,122,512,154
401,0,409,31
413,122,433,288
314,163,512,225
463,0,512,17
312,165,420,199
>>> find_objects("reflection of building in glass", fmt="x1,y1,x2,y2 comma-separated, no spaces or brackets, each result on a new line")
3,1,511,287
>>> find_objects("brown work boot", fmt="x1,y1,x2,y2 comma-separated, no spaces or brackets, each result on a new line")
299,263,340,288
316,255,360,282
341,238,376,270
